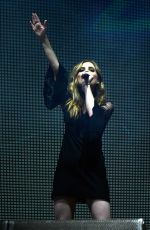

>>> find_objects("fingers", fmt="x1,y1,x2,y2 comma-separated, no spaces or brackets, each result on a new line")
89,77,94,83
32,12,40,24
30,13,47,30
29,20,34,30
43,20,48,28
30,13,40,31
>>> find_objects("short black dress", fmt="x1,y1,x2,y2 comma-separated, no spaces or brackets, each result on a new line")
43,64,113,203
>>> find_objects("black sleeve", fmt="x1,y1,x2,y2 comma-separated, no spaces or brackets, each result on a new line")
104,104,114,123
43,64,68,109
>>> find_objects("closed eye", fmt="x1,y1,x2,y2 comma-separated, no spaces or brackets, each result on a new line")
78,67,85,72
89,67,95,72
78,66,95,72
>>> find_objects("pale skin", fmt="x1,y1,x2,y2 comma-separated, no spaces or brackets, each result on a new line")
30,13,112,220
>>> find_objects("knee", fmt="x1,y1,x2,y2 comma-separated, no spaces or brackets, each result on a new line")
88,200,111,220
54,200,73,220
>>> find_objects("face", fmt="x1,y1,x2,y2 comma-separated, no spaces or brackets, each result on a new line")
76,62,98,86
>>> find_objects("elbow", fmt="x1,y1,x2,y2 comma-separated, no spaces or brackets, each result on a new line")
43,89,56,110
102,102,114,112
44,98,56,110
106,102,114,111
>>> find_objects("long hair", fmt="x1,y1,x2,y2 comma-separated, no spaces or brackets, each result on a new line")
66,60,106,118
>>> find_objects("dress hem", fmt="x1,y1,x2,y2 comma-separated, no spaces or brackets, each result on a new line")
51,194,110,204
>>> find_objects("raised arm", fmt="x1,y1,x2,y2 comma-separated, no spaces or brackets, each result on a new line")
30,13,59,77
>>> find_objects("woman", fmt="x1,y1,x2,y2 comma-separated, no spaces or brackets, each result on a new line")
30,13,114,220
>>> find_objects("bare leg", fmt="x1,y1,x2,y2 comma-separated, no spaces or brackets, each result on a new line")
54,197,76,220
87,199,111,220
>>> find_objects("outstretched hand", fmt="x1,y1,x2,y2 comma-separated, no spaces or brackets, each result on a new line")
30,13,48,39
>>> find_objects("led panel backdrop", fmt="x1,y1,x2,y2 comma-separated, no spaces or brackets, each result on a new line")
0,0,149,229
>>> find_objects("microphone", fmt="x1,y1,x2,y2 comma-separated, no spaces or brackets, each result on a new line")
82,73,90,85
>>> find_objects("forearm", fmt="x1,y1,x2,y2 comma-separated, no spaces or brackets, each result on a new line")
40,35,59,77
85,86,94,117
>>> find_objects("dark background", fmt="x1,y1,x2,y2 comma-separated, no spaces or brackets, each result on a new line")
0,0,149,229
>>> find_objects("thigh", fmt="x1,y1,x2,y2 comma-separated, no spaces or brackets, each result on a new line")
54,197,76,220
87,199,111,220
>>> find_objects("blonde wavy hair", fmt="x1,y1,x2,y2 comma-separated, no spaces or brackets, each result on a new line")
66,60,106,118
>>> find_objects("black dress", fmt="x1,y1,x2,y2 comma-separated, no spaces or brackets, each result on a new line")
43,64,113,203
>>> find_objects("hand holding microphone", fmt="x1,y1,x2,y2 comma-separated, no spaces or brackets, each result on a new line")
82,73,93,86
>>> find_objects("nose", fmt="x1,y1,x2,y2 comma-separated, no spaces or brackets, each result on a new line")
84,70,89,74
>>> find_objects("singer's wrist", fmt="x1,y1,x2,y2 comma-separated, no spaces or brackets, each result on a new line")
86,83,91,87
